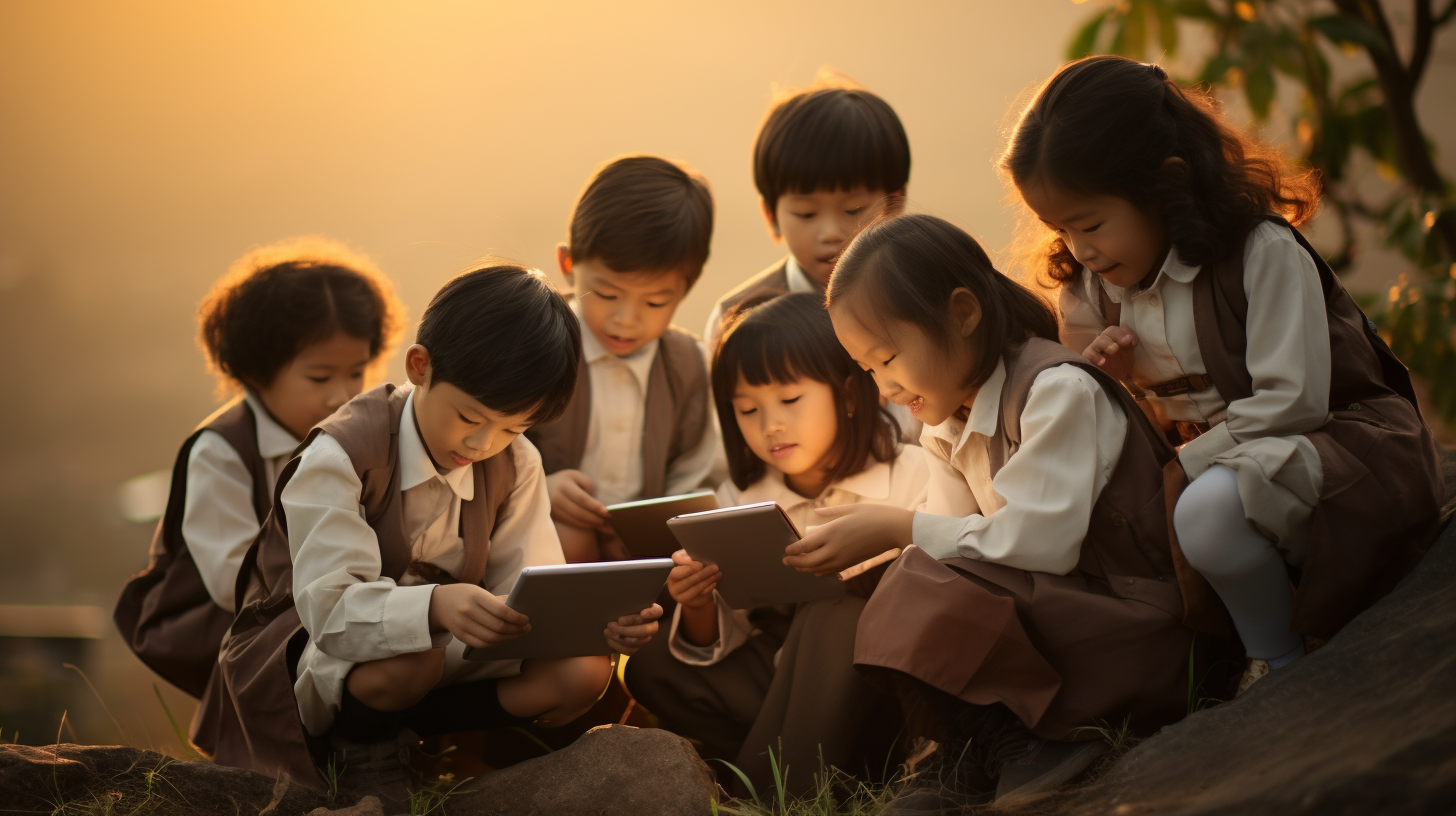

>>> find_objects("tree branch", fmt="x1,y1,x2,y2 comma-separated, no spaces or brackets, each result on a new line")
1411,0,1435,87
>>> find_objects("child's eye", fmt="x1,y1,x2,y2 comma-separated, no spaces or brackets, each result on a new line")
882,355,897,366
456,411,480,425
647,301,670,309
793,212,815,220
1084,223,1103,233
780,396,801,405
737,407,758,416
593,290,617,300
307,376,329,384
846,207,865,216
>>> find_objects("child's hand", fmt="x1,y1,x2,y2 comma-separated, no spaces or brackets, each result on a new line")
666,548,720,610
784,504,914,577
427,583,530,649
605,603,663,656
546,469,611,529
1082,326,1139,381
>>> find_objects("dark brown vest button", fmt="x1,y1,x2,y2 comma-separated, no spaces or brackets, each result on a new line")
1111,512,1127,527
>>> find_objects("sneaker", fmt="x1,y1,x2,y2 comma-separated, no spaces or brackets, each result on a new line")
1235,658,1271,696
993,737,1108,802
328,731,414,808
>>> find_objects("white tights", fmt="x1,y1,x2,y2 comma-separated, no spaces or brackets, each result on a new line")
1174,465,1304,661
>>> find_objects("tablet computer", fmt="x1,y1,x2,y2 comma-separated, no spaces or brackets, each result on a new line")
462,558,673,662
607,491,720,558
667,502,845,609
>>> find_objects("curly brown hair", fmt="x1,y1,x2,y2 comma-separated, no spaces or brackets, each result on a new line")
198,236,403,391
1001,55,1319,285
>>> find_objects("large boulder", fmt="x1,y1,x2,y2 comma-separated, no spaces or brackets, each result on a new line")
449,724,718,816
980,452,1456,815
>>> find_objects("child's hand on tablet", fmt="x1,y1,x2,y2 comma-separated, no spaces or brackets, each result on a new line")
428,584,530,649
546,469,612,530
785,504,914,576
605,603,663,655
666,549,720,610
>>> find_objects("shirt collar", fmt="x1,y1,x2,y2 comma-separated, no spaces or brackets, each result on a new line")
397,388,475,500
922,357,1006,453
575,306,660,387
783,256,821,295
1094,243,1198,304
243,391,302,459
740,453,896,508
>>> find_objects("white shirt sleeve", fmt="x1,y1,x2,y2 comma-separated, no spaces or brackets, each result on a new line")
181,430,262,610
666,590,755,666
912,366,1128,575
479,437,566,596
1179,224,1333,477
663,340,725,496
284,434,444,664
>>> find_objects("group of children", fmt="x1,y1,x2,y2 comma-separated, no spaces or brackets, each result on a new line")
114,56,1445,811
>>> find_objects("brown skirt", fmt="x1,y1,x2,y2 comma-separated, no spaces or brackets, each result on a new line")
854,546,1195,739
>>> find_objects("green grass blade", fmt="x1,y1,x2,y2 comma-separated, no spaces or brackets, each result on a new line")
708,758,761,807
508,726,555,755
153,683,200,759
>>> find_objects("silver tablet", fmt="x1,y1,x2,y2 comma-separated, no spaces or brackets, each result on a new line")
462,559,673,662
607,491,720,558
666,502,845,609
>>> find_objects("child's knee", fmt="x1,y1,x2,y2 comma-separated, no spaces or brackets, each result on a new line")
1173,465,1243,569
345,648,446,711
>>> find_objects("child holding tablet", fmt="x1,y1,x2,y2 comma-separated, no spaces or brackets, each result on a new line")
626,293,927,797
199,265,662,805
115,237,401,698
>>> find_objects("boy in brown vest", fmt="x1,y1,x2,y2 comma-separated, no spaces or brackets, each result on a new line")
200,265,662,805
702,71,911,348
530,155,722,562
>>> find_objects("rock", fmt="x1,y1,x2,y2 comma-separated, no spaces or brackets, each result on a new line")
449,724,718,816
978,452,1456,816
0,743,330,815
308,794,385,815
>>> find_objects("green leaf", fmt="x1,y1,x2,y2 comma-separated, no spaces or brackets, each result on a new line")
1308,14,1391,54
1245,64,1276,119
1068,9,1109,59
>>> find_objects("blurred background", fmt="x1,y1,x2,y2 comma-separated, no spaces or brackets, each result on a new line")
1,0,1452,752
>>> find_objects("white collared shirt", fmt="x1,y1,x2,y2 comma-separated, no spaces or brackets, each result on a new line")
668,445,930,666
575,309,722,506
703,255,819,348
182,391,300,611
910,360,1128,575
283,387,564,735
1058,221,1331,481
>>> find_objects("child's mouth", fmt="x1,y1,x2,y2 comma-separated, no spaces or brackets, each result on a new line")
603,333,637,352
450,451,474,468
908,397,925,416
770,443,798,459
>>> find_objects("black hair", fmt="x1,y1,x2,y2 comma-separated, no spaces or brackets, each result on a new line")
416,264,581,424
754,77,911,220
712,292,899,491
1002,55,1318,283
568,154,714,288
828,214,1059,391
199,236,402,391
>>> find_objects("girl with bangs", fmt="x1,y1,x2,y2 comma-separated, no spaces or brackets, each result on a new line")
624,292,927,798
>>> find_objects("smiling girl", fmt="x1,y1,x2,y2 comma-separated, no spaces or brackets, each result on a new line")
624,292,927,798
797,214,1202,808
115,237,402,699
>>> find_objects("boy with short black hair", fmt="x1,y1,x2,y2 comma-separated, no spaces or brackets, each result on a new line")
703,71,912,347
531,154,722,562
200,265,662,806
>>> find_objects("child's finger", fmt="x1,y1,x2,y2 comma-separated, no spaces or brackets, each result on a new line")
784,534,826,556
811,505,857,520
670,548,696,566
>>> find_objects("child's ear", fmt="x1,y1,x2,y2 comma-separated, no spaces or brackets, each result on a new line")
948,287,982,338
843,375,860,418
556,244,574,283
760,198,781,240
1158,156,1189,183
404,344,432,387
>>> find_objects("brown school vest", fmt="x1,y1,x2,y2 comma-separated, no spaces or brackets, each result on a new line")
856,339,1222,739
194,384,518,788
113,397,271,698
527,325,709,500
1192,216,1444,640
717,258,791,321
